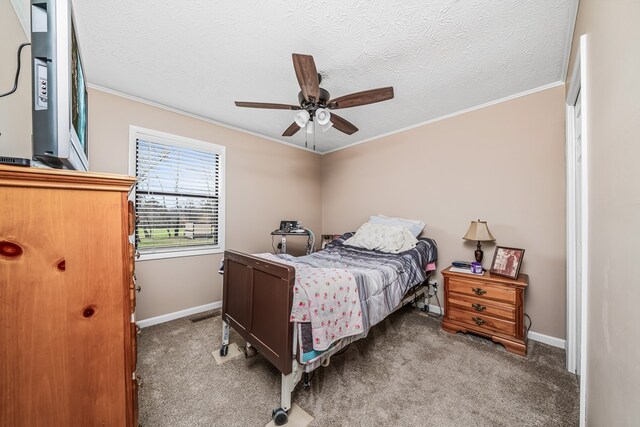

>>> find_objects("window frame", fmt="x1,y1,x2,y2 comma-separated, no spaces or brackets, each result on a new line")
128,126,226,261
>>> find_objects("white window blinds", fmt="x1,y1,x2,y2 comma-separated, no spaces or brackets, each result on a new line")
134,136,224,257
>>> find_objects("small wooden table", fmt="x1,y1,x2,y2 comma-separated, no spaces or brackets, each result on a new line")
441,266,529,356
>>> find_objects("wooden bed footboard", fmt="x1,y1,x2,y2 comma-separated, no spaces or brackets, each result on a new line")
222,250,295,374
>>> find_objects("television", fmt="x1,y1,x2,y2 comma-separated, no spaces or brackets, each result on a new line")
31,0,88,171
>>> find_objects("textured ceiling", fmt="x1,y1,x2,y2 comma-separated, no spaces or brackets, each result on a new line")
66,0,575,152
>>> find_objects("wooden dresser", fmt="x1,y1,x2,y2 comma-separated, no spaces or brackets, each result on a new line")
0,165,138,426
441,266,529,355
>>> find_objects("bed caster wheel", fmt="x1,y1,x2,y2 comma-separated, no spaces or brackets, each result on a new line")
219,344,229,357
272,408,288,426
303,372,311,388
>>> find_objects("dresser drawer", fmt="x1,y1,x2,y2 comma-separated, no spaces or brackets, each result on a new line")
447,307,516,336
448,293,516,321
448,277,516,304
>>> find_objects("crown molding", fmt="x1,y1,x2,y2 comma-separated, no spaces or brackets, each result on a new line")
323,81,564,155
90,81,564,157
87,84,319,155
561,0,580,82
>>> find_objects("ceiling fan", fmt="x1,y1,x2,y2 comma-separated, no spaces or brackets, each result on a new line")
235,54,394,137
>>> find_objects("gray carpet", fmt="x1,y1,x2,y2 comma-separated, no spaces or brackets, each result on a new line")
138,306,579,426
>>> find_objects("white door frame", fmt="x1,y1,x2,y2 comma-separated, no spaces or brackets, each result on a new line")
565,34,588,426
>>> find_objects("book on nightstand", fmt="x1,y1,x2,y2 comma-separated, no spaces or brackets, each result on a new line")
449,266,484,275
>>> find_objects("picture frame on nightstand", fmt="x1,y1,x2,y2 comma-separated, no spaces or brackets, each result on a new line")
490,246,525,279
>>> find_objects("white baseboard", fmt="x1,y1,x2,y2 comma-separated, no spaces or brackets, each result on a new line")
420,303,565,349
414,301,444,315
137,301,566,349
528,331,566,349
137,301,222,328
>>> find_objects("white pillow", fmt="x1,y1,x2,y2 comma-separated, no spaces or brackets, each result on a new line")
344,222,418,253
369,215,425,237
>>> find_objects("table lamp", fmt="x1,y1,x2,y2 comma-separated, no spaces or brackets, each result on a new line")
463,219,495,263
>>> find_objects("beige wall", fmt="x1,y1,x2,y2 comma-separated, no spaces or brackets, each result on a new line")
88,89,322,320
566,1,640,424
322,86,567,339
0,5,322,321
0,2,31,158
1,3,569,341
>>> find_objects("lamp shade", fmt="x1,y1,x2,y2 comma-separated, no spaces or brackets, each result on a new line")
315,108,331,126
321,121,333,132
294,110,310,127
463,220,495,242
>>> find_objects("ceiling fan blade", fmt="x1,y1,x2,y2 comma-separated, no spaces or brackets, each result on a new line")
235,101,301,110
327,87,394,109
282,122,301,137
292,54,320,103
330,113,358,135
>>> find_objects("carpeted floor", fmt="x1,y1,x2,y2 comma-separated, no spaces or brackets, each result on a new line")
138,306,579,426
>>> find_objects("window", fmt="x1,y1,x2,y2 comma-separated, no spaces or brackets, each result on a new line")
130,127,225,260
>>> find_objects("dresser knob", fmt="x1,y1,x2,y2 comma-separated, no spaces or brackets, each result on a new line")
472,287,486,296
472,317,486,325
472,303,486,312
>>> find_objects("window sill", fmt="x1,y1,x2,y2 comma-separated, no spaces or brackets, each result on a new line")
137,247,224,261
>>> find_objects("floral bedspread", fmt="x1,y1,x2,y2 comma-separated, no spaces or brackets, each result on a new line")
257,254,363,351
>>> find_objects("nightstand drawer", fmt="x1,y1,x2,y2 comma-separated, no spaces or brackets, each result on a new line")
448,293,516,321
448,277,516,304
447,307,516,336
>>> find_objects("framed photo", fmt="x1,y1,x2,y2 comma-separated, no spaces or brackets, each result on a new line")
490,246,525,279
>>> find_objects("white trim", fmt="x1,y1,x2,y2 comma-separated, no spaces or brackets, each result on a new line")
128,125,226,261
561,0,581,82
578,35,589,427
565,37,582,376
136,301,222,328
89,84,318,155
414,300,443,315
565,35,589,427
322,81,564,154
421,303,566,349
528,331,566,349
428,303,443,315
91,82,564,156
135,247,223,261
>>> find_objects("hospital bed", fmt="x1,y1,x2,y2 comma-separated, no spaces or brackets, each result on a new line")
219,233,437,425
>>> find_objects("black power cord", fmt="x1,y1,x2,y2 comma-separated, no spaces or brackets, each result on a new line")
0,42,31,98
524,313,533,335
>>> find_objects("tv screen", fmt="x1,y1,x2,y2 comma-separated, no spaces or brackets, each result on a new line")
70,21,87,158
31,0,89,171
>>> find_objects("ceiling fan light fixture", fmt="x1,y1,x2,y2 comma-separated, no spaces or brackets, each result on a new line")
315,108,331,126
294,110,310,127
305,121,314,134
321,121,333,132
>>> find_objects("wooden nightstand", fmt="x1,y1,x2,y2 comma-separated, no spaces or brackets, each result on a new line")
441,266,529,356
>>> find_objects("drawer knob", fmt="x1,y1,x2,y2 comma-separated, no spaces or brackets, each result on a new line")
472,317,486,326
472,303,486,312
472,287,486,296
